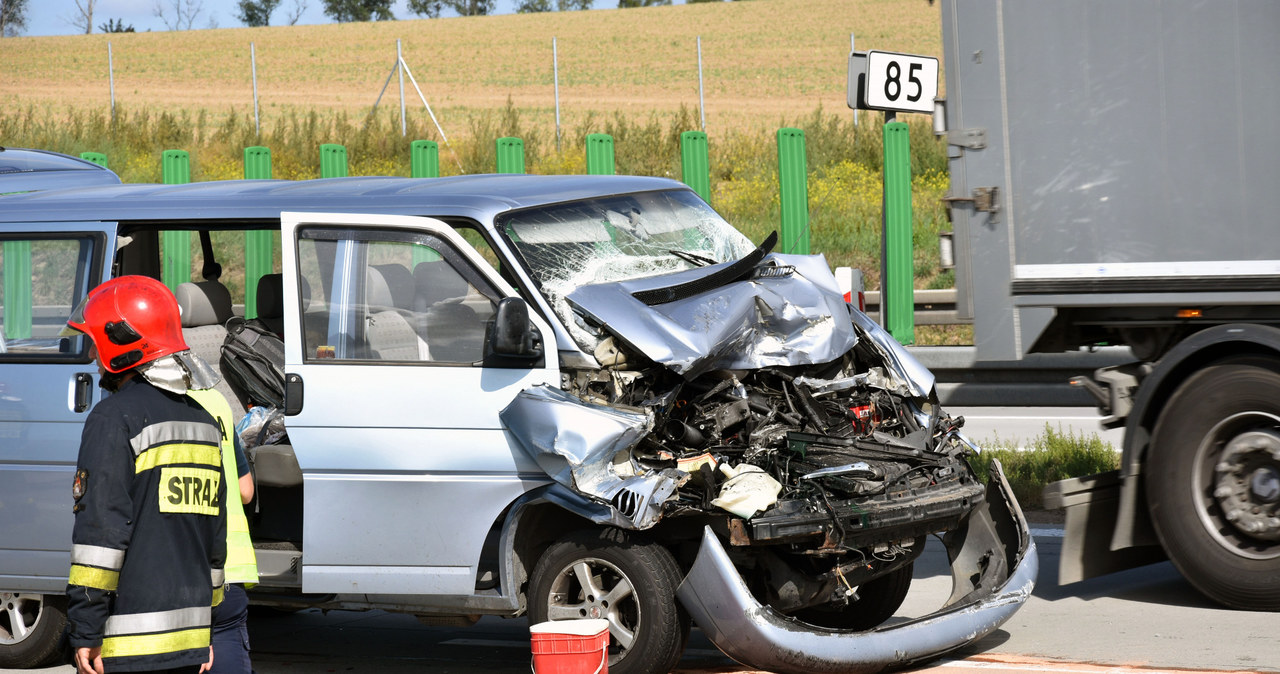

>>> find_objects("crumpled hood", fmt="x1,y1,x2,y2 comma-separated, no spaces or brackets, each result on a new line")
566,252,858,378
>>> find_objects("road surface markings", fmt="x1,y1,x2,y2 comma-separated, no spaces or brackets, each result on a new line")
923,655,1257,673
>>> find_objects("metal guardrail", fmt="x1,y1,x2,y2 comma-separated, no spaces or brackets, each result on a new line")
907,345,1136,408
862,288,964,326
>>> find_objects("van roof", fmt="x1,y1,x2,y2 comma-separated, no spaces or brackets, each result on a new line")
0,174,688,226
0,147,122,193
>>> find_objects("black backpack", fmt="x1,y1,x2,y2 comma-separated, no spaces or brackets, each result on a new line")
220,317,286,409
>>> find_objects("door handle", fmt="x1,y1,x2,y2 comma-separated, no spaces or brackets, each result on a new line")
284,373,304,416
73,372,94,413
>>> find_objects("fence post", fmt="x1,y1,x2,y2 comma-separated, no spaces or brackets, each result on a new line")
883,121,914,344
411,140,439,178
776,128,810,255
161,150,192,291
586,134,615,175
80,152,108,168
680,131,711,202
243,146,274,319
495,137,525,174
2,241,32,340
320,144,349,178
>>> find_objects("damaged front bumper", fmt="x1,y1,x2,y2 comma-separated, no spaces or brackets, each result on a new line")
676,460,1037,674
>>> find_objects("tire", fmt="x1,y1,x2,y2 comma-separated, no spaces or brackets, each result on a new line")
528,529,690,674
1148,359,1280,610
0,592,67,668
792,563,914,630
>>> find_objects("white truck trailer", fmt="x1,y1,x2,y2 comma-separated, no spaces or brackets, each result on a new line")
935,0,1280,610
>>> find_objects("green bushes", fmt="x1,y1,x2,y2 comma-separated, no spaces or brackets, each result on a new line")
969,424,1121,509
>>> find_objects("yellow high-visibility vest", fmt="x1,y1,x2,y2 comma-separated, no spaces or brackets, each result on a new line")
187,387,259,586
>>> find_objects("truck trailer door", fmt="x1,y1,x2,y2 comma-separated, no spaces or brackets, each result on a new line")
279,212,559,597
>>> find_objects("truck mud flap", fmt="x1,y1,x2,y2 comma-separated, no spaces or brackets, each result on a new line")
675,460,1037,674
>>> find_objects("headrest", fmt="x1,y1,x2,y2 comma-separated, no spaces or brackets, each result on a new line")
373,264,414,308
176,281,234,328
256,273,284,319
413,260,469,307
365,267,395,308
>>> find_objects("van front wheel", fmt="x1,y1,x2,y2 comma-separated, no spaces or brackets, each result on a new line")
528,529,690,674
0,592,67,668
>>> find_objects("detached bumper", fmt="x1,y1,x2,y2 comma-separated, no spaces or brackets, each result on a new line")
676,460,1038,674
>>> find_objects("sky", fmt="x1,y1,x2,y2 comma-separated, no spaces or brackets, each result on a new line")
21,0,552,37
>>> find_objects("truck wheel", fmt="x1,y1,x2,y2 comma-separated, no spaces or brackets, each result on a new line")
1149,359,1280,610
0,592,67,668
528,529,690,674
792,563,913,630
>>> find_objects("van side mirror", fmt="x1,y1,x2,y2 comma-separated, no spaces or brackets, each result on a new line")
485,297,544,367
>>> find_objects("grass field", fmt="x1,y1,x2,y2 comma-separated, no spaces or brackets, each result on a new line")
2,0,943,135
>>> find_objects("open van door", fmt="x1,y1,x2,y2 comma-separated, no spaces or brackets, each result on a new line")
278,212,559,597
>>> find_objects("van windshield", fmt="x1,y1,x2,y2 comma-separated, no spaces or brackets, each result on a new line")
501,189,755,332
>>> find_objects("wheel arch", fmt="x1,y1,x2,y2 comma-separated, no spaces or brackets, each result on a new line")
1111,323,1280,551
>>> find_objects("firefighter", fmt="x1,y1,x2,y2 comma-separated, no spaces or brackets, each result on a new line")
64,275,228,674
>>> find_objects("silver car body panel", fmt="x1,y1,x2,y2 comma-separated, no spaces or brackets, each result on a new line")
677,461,1037,674
567,253,857,378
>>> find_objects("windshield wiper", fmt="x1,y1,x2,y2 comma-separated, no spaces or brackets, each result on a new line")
633,231,778,306
668,249,717,267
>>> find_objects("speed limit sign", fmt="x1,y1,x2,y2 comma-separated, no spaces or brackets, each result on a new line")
848,50,939,114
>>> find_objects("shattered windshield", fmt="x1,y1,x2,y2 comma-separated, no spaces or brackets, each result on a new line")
501,189,755,343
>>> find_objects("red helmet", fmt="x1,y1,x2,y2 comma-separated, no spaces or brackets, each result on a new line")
66,276,189,373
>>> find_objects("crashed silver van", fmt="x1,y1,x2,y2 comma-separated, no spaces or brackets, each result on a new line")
0,174,1035,674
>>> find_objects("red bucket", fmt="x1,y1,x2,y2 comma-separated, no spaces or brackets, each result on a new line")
530,619,610,674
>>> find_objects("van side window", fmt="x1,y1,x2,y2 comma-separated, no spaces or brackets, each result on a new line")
297,229,497,364
0,237,95,359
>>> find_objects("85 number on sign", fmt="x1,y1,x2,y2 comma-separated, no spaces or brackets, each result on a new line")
861,51,938,114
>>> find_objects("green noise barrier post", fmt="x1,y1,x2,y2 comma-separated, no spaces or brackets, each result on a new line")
243,146,274,319
161,150,192,291
776,128,810,255
586,134,616,176
680,131,711,203
495,137,525,174
320,144,349,178
882,121,914,344
411,140,440,178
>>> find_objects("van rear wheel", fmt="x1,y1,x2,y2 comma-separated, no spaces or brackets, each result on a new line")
528,529,690,674
0,592,67,668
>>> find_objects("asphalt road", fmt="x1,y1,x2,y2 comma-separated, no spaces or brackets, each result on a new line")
950,406,1124,451
11,407,1274,674
15,523,1273,674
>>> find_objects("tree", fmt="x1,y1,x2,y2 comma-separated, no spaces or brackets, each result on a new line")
409,0,493,17
153,0,206,31
284,0,309,25
515,0,552,12
67,0,97,34
406,0,442,18
322,0,394,22
558,0,593,8
236,0,281,26
618,0,669,7
0,0,28,37
98,18,137,33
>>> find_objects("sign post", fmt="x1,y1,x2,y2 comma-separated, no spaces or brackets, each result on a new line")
848,49,938,344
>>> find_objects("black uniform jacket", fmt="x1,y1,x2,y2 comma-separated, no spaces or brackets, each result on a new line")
67,377,228,672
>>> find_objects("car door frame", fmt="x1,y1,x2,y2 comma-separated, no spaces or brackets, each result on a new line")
278,211,559,600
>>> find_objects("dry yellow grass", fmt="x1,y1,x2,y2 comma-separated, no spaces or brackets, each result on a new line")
3,0,942,137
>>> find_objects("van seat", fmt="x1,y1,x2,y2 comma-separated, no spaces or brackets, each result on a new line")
254,273,285,337
365,267,430,361
175,281,248,422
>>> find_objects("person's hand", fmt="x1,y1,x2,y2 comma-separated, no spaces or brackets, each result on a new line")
74,646,104,674
198,645,214,673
